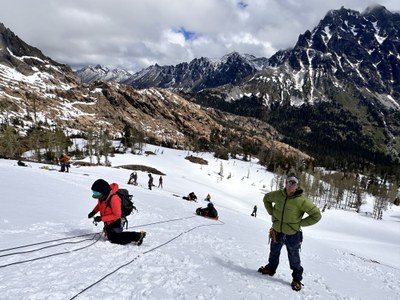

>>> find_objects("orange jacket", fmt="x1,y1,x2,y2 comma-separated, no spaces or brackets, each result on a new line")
91,183,122,225
60,154,70,163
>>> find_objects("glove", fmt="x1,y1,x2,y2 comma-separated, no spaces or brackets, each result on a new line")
88,211,96,219
94,216,102,222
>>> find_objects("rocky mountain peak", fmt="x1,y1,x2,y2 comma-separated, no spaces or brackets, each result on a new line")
190,6,400,169
110,51,267,92
75,64,131,84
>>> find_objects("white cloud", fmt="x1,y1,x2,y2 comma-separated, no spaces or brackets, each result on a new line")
1,0,400,72
166,30,186,47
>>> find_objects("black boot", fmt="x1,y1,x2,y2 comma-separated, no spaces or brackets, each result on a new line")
258,265,276,276
136,231,146,246
291,279,303,291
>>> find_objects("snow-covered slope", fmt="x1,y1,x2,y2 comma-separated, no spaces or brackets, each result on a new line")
1,145,399,299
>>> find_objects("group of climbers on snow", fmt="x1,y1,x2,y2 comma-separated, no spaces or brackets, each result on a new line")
17,155,320,292
87,173,220,247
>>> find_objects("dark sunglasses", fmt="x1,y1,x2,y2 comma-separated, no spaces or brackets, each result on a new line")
287,180,298,186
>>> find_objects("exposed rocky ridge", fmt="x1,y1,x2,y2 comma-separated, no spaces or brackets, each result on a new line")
121,52,268,92
267,5,400,102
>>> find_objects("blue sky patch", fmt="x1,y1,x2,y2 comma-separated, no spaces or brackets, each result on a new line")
238,1,248,9
176,27,197,41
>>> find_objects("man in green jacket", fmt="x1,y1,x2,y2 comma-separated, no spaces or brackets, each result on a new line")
258,173,321,291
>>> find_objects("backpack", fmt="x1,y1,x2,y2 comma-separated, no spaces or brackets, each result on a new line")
108,189,137,228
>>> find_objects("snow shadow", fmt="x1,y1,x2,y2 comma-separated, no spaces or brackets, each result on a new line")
213,256,289,285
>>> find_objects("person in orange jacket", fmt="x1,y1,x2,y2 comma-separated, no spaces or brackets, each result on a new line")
59,154,71,172
63,154,71,172
88,179,146,245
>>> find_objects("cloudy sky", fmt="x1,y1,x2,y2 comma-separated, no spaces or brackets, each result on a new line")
1,0,400,73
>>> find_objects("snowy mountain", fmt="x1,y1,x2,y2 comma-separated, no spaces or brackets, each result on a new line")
122,52,269,92
76,64,131,84
188,5,400,169
75,6,400,170
1,144,399,299
265,5,400,103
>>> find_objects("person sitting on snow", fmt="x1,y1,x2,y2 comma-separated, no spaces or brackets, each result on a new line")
17,160,27,167
196,202,218,219
183,192,197,201
128,171,138,185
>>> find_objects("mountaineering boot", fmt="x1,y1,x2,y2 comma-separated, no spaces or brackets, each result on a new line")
136,231,146,246
291,279,303,291
257,265,276,276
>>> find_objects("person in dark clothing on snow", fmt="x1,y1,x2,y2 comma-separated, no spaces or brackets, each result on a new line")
183,192,197,201
158,176,163,188
17,160,28,167
128,171,138,185
251,205,257,217
196,202,218,219
88,179,146,245
148,174,154,190
258,173,321,291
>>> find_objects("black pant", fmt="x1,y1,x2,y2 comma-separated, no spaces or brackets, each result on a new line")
105,220,141,245
268,231,303,281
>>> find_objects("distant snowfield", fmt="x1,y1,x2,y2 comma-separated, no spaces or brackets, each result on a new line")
1,145,399,300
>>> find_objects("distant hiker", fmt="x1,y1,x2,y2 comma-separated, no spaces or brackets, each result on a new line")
258,173,321,291
158,176,163,188
88,179,146,245
205,193,211,202
59,154,71,172
148,174,154,190
183,192,197,201
251,205,257,217
128,171,138,185
59,155,65,172
17,160,27,167
65,155,71,172
196,202,218,219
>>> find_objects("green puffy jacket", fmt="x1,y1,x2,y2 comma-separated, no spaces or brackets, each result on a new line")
263,188,321,235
